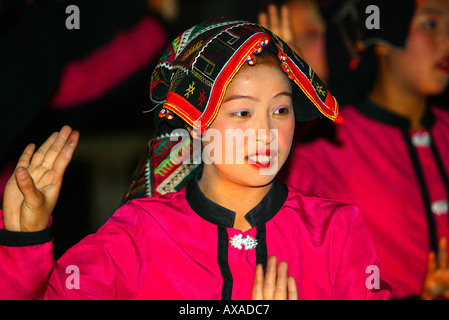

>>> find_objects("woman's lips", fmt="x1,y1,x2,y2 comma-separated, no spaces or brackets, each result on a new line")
436,55,449,73
245,150,277,169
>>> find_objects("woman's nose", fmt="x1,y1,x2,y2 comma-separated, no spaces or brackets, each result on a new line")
253,116,275,145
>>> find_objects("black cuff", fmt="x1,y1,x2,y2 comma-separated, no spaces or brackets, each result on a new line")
0,227,52,247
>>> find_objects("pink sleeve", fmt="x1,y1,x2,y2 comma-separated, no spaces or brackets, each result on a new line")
0,232,54,299
331,206,392,300
50,16,168,108
0,205,145,299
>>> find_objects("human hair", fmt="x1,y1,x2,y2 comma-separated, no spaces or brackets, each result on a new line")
241,43,283,69
239,45,297,112
328,44,378,106
352,45,378,105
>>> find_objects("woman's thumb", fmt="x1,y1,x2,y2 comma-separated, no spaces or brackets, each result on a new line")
15,167,43,207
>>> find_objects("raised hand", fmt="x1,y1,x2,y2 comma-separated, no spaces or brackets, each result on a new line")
421,237,449,300
252,255,298,300
2,126,79,232
258,4,300,55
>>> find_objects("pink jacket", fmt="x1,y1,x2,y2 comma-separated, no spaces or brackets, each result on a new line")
282,102,449,298
0,179,391,299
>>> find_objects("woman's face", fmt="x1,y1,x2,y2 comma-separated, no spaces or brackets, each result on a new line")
383,0,449,96
289,0,328,82
201,62,295,188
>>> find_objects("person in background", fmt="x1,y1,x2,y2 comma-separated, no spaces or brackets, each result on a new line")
258,0,329,82
0,0,176,200
282,0,449,299
0,0,176,257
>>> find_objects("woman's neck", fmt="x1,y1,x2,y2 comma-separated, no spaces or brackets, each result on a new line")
197,168,272,232
369,67,428,130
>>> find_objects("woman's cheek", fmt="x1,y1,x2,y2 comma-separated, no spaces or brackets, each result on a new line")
277,118,295,156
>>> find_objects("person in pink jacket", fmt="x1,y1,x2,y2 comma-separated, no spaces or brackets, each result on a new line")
0,18,390,300
282,0,449,299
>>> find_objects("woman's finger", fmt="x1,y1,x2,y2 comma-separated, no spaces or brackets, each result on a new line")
16,144,36,170
280,4,293,42
258,12,268,28
274,261,288,300
252,263,265,300
15,167,43,209
29,132,58,168
40,126,74,169
263,255,277,300
267,4,280,35
287,276,298,300
53,129,79,175
438,237,447,270
427,251,437,274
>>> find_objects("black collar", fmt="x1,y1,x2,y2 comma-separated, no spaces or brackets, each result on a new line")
357,100,435,129
185,176,288,228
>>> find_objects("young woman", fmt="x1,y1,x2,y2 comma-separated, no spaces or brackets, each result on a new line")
283,0,449,299
0,18,390,300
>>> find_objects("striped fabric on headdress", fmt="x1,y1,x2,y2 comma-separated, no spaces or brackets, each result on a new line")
122,17,342,203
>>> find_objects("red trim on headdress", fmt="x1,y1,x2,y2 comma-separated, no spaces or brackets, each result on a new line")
149,79,164,96
278,47,340,122
163,91,202,127
162,31,342,133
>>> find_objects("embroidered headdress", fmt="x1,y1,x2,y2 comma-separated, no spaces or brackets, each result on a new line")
122,17,342,202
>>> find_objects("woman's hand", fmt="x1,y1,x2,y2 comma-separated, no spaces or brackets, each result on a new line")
258,4,301,55
421,237,449,300
252,255,298,300
2,126,79,232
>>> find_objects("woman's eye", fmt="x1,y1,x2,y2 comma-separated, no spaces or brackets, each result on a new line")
423,20,437,30
274,107,289,115
232,110,251,117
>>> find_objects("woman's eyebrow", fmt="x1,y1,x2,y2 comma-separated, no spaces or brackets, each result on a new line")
274,91,292,99
222,91,292,104
222,95,260,103
418,7,444,16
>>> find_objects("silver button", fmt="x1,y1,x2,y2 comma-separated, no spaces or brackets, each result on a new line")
230,234,258,250
431,200,448,216
411,131,431,147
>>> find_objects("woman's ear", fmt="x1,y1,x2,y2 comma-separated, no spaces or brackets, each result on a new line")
186,124,202,140
374,43,389,58
374,42,401,59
